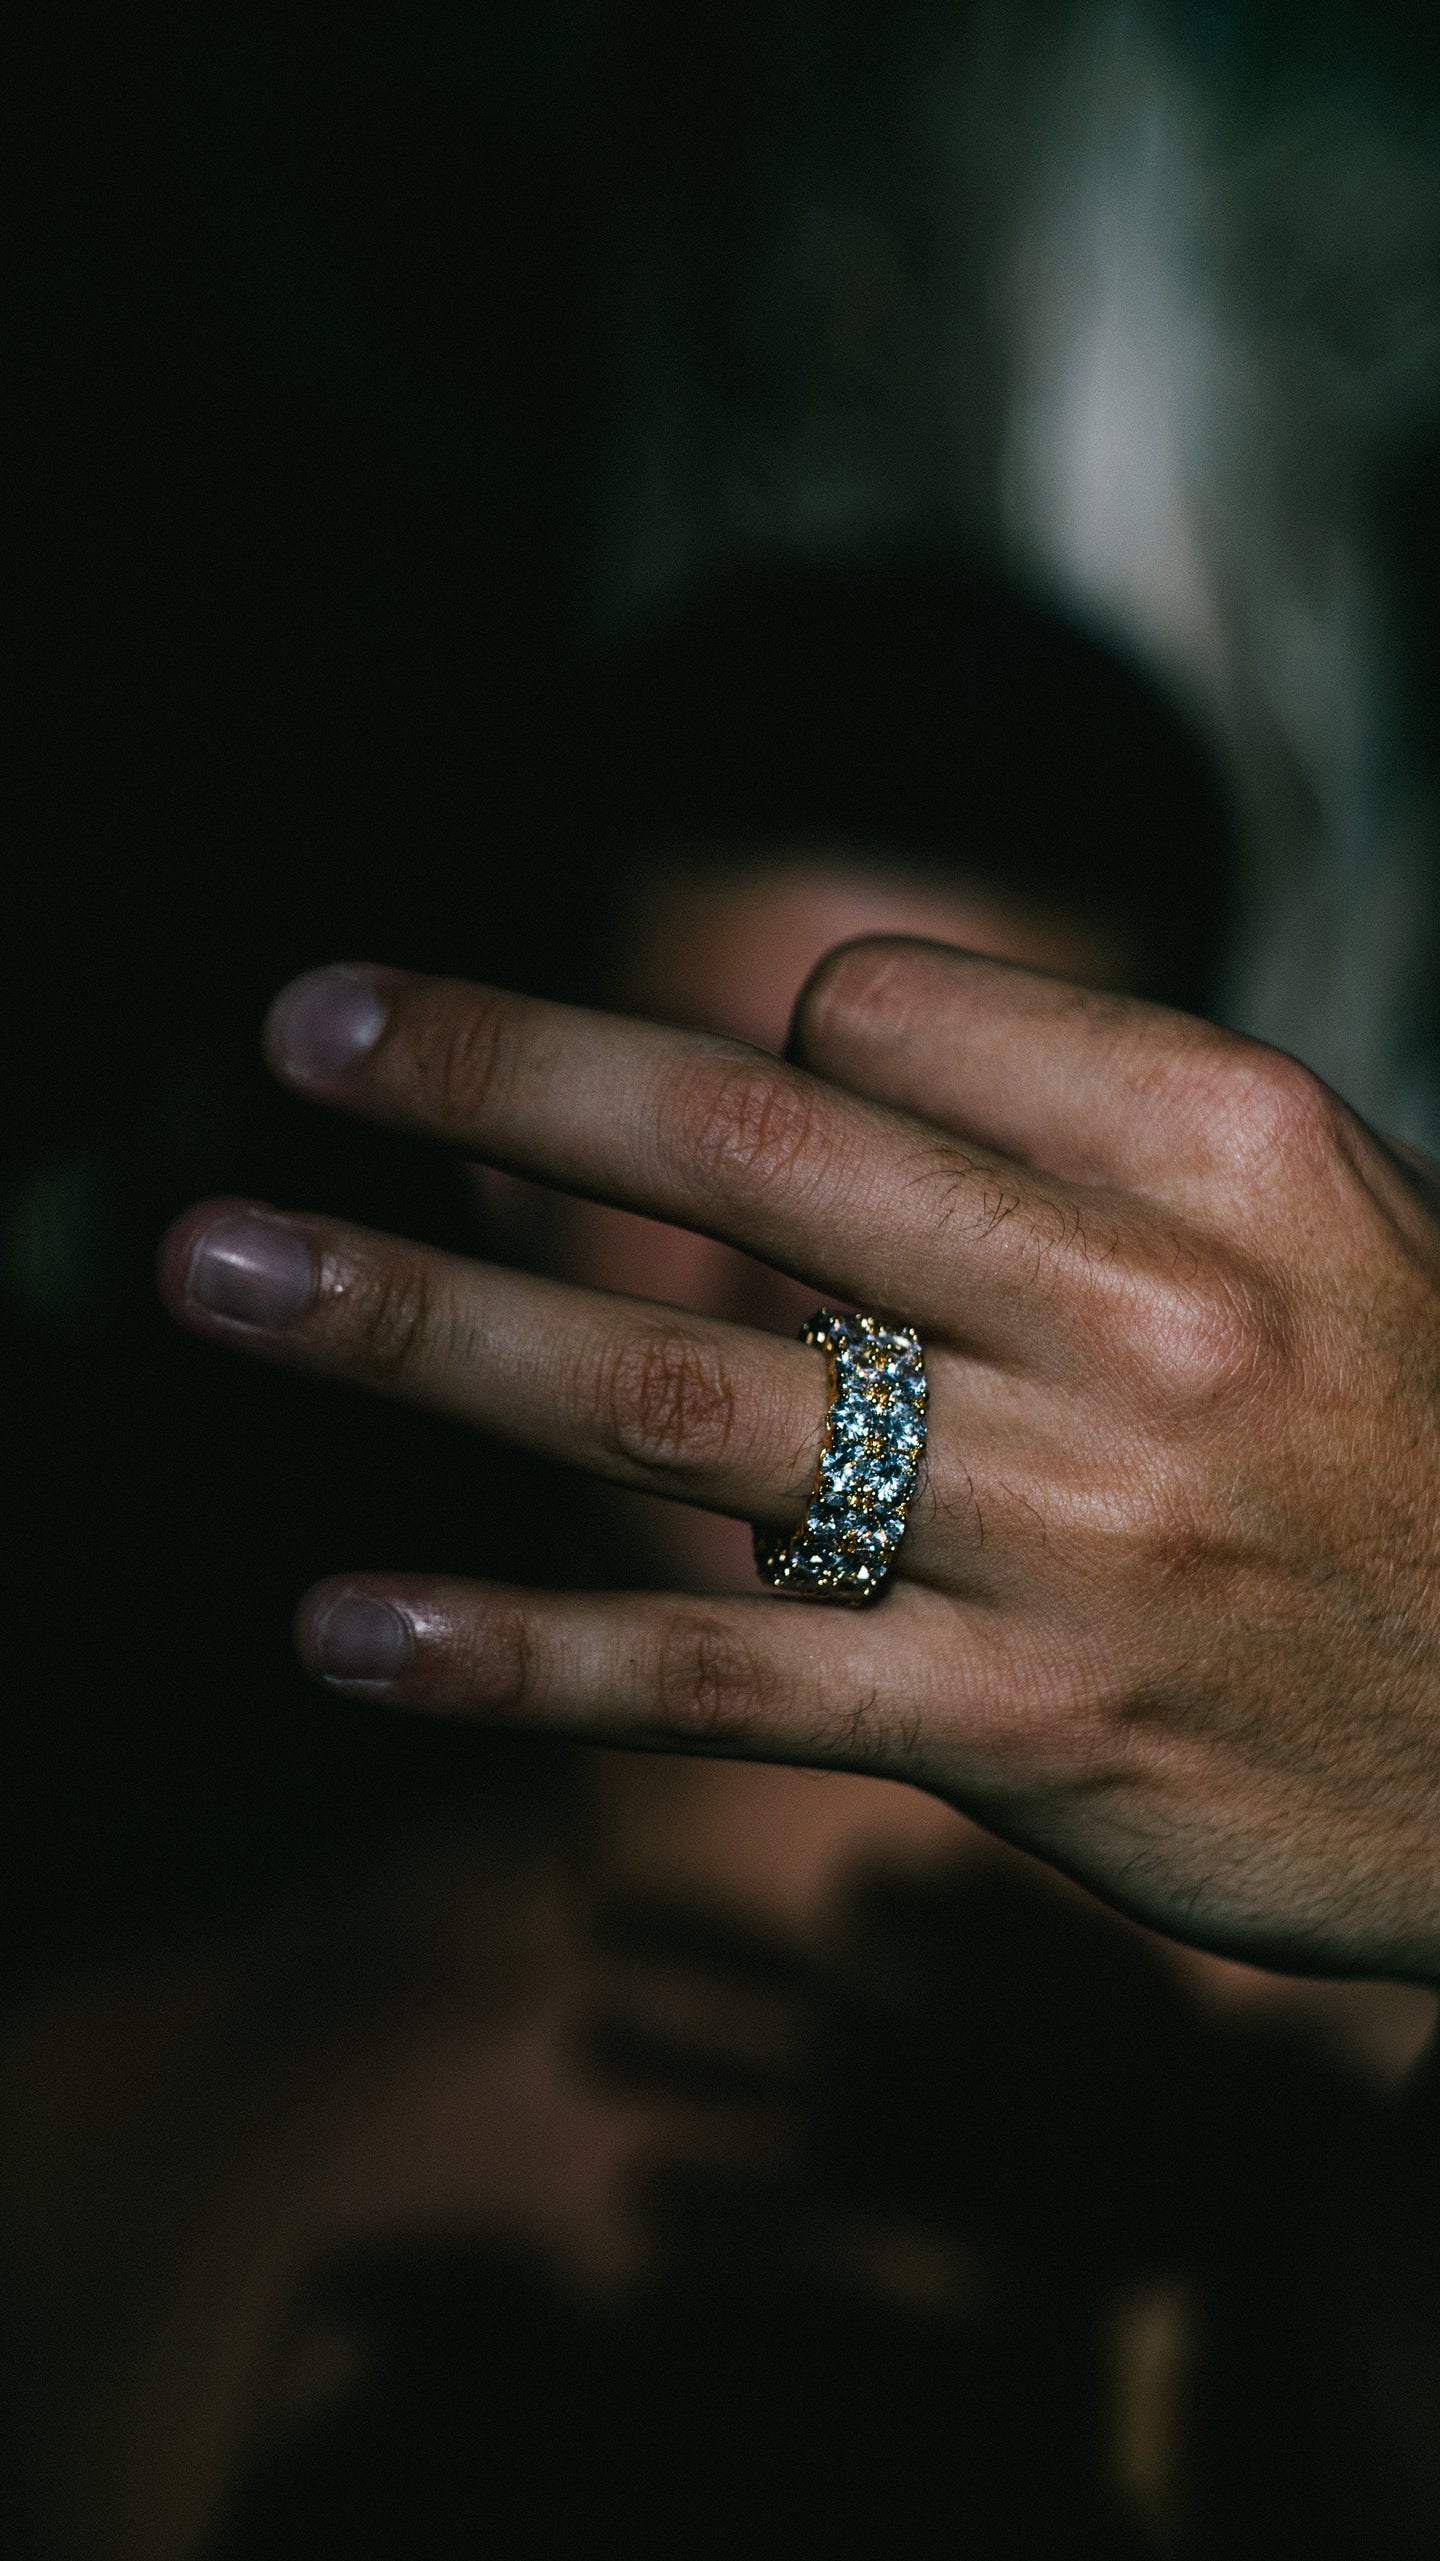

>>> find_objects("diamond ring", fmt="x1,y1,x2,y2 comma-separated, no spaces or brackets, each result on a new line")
753,1308,927,1604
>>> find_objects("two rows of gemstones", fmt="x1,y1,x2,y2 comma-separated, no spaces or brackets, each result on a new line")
753,1308,927,1602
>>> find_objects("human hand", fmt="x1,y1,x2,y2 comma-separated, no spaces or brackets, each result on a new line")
158,947,1440,1979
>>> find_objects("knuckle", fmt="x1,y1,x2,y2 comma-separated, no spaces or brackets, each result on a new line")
670,1051,833,1197
599,1326,738,1478
1197,1040,1346,1177
1249,1048,1339,1148
655,1613,774,1745
1196,1259,1294,1399
408,988,510,1129
1130,1250,1294,1412
351,1252,438,1382
991,1647,1137,1791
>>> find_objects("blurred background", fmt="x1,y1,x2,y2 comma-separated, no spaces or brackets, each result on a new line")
7,4,1440,2555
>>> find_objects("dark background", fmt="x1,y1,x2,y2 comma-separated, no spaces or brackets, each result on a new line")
7,5,608,1971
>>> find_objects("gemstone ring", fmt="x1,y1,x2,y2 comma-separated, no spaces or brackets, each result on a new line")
753,1308,927,1604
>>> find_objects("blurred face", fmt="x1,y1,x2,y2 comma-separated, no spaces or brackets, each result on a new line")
542,847,1133,1590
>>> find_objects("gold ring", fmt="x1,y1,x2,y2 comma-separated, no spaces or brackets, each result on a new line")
753,1308,927,1604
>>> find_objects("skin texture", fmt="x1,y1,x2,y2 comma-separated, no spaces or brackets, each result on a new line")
558,850,1132,1598
506,858,1059,1962
159,942,1440,1982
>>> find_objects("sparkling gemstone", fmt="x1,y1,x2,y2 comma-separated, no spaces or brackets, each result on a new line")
757,1307,926,1598
830,1395,873,1445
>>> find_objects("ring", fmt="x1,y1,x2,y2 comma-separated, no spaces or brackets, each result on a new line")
753,1309,927,1604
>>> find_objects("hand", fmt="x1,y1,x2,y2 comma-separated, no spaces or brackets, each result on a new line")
158,947,1440,1980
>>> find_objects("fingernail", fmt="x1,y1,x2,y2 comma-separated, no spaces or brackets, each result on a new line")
315,1594,415,1684
267,966,389,1081
186,1215,317,1326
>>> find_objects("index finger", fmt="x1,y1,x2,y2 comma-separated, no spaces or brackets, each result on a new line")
792,936,1298,1201
264,964,1134,1358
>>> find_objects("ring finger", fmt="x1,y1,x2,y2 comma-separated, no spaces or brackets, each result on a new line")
156,1198,1008,1594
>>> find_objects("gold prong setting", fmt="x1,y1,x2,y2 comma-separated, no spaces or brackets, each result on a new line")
753,1309,927,1604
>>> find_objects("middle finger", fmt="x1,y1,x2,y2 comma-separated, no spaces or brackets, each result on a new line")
263,966,1130,1365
